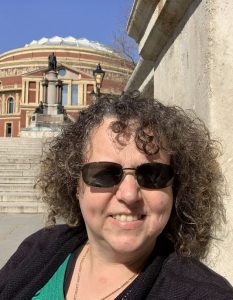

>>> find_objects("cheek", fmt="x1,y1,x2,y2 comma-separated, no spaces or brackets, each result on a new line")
148,189,173,236
77,181,90,216
149,188,173,216
78,181,112,218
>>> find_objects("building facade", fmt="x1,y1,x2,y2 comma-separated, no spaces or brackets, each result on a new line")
125,0,233,284
0,36,133,137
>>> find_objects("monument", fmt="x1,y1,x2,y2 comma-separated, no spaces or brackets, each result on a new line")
21,53,68,137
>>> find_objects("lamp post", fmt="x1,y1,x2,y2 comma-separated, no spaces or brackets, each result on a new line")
90,89,97,102
93,63,105,97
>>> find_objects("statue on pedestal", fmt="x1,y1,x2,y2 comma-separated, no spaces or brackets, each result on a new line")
48,52,57,71
34,101,44,114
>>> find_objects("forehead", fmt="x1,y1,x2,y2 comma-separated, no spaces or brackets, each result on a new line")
85,117,130,158
84,117,170,164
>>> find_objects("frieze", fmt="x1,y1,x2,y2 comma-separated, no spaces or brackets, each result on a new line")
0,67,128,80
0,66,39,77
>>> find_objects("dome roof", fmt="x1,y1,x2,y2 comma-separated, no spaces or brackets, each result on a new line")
24,36,115,54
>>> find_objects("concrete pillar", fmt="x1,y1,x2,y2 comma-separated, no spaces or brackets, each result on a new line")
80,84,85,106
22,81,25,104
2,95,6,114
47,71,57,104
25,81,29,104
39,82,43,102
15,93,19,113
67,83,71,106
126,0,233,284
36,81,39,104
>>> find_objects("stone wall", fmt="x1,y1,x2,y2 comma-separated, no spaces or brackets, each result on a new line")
126,0,233,284
154,0,233,282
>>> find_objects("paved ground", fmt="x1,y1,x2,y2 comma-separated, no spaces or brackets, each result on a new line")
0,214,46,268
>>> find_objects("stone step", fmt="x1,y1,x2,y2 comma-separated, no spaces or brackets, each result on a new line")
0,146,43,150
0,143,43,147
0,201,45,213
0,192,40,202
0,137,43,142
0,142,42,144
0,147,42,155
0,147,43,151
0,139,43,142
0,159,40,170
0,163,40,170
0,158,41,164
0,157,42,162
0,151,42,154
0,177,35,184
0,144,44,150
0,137,46,214
0,189,40,196
0,184,38,191
0,152,42,156
0,169,39,177
0,155,42,159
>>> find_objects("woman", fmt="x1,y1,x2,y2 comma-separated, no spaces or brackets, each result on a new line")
0,92,232,299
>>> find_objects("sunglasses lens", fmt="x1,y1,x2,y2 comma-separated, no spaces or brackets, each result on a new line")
136,163,174,189
82,162,122,187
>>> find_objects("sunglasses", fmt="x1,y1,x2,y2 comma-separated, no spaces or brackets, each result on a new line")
81,161,174,189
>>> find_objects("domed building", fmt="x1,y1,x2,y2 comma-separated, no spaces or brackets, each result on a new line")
0,36,134,137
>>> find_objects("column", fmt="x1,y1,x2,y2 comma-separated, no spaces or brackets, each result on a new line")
22,80,25,104
25,81,29,104
42,79,48,104
36,81,40,104
16,93,19,113
2,94,6,114
79,84,84,106
0,96,3,114
39,82,43,102
67,82,71,106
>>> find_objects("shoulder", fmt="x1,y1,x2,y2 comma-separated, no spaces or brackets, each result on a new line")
21,224,80,243
10,224,81,253
0,225,87,299
0,224,85,277
154,253,233,299
0,224,87,299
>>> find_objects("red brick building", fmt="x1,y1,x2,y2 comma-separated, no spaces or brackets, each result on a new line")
0,36,134,137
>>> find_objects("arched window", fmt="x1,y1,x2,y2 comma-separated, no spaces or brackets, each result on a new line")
7,97,14,114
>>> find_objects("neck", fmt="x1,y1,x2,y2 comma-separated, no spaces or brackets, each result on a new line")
86,239,156,275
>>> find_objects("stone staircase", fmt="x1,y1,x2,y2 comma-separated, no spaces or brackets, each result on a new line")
0,137,45,213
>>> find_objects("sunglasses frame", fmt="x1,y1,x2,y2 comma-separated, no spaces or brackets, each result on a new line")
81,161,174,189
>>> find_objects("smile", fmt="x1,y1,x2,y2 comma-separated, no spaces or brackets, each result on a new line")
112,214,143,222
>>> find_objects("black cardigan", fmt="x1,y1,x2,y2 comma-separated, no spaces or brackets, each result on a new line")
0,224,232,300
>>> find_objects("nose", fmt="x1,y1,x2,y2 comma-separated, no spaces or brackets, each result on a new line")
115,171,141,204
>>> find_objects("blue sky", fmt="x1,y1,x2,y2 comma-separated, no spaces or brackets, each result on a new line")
0,0,134,54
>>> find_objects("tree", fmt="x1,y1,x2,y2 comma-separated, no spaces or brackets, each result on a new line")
111,1,139,67
112,31,139,67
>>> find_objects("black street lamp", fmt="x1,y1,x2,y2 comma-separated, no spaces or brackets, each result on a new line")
93,63,105,97
90,89,97,102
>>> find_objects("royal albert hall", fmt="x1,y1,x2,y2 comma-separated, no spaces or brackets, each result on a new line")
0,36,134,137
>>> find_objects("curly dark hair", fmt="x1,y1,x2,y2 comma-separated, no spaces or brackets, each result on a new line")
37,91,226,259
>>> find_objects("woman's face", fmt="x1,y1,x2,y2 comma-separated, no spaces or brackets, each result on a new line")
78,117,173,259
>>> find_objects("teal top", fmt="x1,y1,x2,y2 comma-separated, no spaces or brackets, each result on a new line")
32,254,71,300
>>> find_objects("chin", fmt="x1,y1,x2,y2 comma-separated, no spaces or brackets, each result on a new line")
106,235,156,257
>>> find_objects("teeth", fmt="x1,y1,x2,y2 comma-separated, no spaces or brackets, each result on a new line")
113,214,141,222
